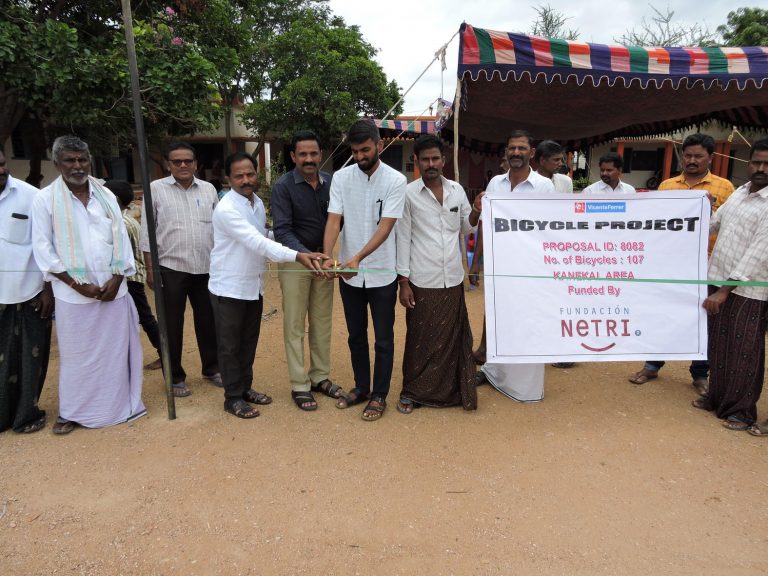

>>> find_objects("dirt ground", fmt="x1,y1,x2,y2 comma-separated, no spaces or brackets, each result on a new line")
1,272,767,576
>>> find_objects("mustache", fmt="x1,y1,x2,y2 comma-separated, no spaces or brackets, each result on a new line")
301,162,317,167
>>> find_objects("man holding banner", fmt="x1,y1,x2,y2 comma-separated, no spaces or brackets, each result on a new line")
628,133,733,393
694,138,768,433
475,130,555,401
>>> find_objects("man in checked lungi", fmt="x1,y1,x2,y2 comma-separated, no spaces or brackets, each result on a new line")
394,135,478,414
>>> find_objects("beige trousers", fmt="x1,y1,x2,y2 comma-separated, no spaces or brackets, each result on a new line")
278,261,334,391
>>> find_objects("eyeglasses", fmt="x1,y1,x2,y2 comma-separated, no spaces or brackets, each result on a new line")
169,159,195,166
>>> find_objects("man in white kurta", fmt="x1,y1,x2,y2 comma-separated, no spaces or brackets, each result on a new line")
582,152,636,195
477,131,555,402
31,136,145,434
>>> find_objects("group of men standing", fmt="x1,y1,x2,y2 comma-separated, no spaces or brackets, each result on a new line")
2,124,767,436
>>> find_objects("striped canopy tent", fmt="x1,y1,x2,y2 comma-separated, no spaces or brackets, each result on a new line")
374,118,435,139
454,23,768,154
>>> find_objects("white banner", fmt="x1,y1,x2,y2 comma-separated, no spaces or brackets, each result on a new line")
482,192,710,363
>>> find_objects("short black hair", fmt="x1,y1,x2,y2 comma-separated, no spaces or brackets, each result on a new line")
163,141,196,161
413,135,444,157
291,130,321,151
749,138,768,160
103,179,134,207
534,140,563,162
598,152,624,170
347,119,380,145
681,133,715,155
224,152,257,177
506,130,534,148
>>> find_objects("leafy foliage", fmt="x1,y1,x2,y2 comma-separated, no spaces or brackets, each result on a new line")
239,11,402,150
717,7,768,46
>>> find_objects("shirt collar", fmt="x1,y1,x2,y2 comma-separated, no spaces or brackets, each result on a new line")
745,182,768,198
165,175,199,189
292,168,325,186
673,170,713,185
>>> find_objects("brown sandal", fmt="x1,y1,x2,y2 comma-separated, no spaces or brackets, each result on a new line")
336,388,368,409
361,397,386,422
628,369,658,385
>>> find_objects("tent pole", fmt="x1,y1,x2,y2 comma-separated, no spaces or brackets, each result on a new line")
453,78,461,183
121,0,176,419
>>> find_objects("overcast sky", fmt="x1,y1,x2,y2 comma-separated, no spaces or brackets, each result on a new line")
327,0,738,115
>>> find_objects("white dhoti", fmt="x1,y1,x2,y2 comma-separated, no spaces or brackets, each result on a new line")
55,295,146,427
482,363,545,402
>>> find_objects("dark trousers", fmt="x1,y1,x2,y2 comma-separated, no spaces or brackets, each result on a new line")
159,266,219,383
339,279,397,399
127,280,160,353
645,359,709,379
209,294,263,402
0,297,51,432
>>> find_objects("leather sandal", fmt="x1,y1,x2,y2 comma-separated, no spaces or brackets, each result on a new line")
292,391,318,411
628,369,658,385
361,397,386,421
311,379,344,399
242,389,272,405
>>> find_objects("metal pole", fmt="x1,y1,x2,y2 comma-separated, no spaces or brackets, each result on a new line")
121,0,176,419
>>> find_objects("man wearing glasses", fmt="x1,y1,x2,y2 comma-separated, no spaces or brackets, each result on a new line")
140,141,221,398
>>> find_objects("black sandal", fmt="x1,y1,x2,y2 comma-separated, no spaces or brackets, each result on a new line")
292,391,318,411
336,387,368,409
224,399,260,419
311,379,344,399
362,396,386,421
242,389,272,405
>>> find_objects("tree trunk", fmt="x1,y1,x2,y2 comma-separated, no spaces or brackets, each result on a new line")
0,86,25,151
18,112,46,187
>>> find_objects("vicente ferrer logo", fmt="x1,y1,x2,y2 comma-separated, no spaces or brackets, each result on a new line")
575,201,627,213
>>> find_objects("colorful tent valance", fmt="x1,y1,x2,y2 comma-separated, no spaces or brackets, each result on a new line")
454,23,768,150
374,118,435,135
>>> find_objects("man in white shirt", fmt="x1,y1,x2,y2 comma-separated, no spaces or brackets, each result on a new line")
140,141,220,398
474,130,555,402
395,135,477,413
32,136,145,434
0,150,52,434
209,152,325,419
323,119,406,421
535,140,573,193
582,153,636,195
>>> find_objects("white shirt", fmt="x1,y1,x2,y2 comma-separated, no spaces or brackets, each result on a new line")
582,180,636,194
31,180,134,304
552,173,574,193
486,168,556,198
396,176,472,288
328,161,406,288
208,190,297,300
139,176,218,274
709,183,768,301
0,175,44,303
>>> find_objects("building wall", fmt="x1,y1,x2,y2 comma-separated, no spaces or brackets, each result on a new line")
586,126,768,191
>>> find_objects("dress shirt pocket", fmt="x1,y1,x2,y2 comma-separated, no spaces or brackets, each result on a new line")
2,212,32,244
196,198,214,223
91,213,115,247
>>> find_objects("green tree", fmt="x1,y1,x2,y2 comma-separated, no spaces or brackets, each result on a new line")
179,0,327,154
530,4,579,40
0,1,220,180
239,11,402,153
717,7,768,46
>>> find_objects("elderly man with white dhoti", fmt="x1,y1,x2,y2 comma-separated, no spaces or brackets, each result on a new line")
32,136,145,434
